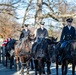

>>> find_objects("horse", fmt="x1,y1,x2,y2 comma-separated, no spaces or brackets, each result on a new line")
4,39,17,69
59,40,76,75
51,41,70,75
32,37,57,75
51,41,62,74
64,40,76,75
14,34,36,75
51,40,76,75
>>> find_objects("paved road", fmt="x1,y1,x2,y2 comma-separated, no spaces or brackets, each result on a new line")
0,63,75,75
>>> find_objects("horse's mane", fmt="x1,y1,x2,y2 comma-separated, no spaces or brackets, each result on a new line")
36,38,48,54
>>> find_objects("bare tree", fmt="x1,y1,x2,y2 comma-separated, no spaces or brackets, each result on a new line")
0,0,76,38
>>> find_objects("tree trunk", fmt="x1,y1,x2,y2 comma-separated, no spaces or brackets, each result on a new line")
35,0,43,26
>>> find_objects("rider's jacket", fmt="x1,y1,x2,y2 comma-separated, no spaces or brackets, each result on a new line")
60,26,76,41
19,29,30,40
36,28,48,39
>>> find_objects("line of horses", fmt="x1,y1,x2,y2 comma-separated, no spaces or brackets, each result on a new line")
0,34,76,75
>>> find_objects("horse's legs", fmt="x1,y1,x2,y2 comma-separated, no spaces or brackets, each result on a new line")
34,60,38,75
38,58,45,75
20,56,24,75
2,53,5,65
62,60,68,75
2,47,5,65
56,59,58,75
38,59,42,75
30,58,34,70
46,61,51,75
10,56,14,69
41,59,45,74
21,64,24,75
65,61,68,75
62,64,64,75
15,56,19,71
62,62,65,75
72,61,75,75
26,61,30,74
5,52,8,67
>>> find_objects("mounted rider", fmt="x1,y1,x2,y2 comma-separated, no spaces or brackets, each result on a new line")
19,24,30,40
36,22,48,42
60,18,76,49
32,22,48,54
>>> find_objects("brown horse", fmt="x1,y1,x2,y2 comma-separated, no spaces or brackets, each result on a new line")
14,35,35,75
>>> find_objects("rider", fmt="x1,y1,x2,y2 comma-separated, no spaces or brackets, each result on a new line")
60,18,76,49
19,24,34,69
36,22,48,42
32,22,48,53
19,24,30,40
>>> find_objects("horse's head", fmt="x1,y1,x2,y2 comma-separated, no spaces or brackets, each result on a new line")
70,41,76,57
35,38,48,58
48,36,57,41
29,33,36,40
46,36,57,44
51,42,61,62
5,39,17,51
28,33,36,45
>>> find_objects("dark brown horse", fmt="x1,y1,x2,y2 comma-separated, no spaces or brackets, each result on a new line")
52,40,76,75
32,38,48,75
14,35,35,75
60,40,76,75
69,40,76,75
32,37,57,75
51,42,62,75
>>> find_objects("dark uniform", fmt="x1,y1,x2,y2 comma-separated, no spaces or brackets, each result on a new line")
58,18,76,63
32,22,48,54
36,28,48,39
36,23,48,42
60,18,76,48
19,24,30,40
60,26,76,41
